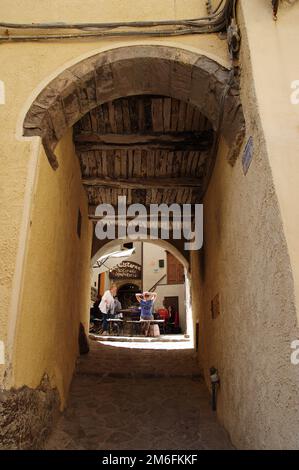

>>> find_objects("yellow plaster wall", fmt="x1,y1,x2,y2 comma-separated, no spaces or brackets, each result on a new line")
0,0,228,387
0,0,221,28
197,129,299,449
12,130,92,406
194,1,299,447
190,250,202,350
239,0,299,322
1,0,299,448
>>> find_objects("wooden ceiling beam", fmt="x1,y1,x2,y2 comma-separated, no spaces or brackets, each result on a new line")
88,205,197,217
74,130,213,152
82,176,202,190
74,130,212,143
88,213,196,223
88,218,195,226
76,141,211,152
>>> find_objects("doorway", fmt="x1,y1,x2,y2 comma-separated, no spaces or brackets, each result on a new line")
117,283,140,309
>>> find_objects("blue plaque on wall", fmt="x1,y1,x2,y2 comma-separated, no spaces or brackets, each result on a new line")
242,136,254,175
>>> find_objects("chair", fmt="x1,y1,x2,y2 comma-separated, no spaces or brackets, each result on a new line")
108,314,124,336
89,317,103,334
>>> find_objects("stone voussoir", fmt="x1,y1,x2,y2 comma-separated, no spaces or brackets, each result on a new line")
23,45,245,170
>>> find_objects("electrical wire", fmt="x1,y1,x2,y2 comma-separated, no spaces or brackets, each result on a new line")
0,0,227,29
0,0,236,43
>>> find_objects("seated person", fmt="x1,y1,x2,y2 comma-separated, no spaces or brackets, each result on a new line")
89,296,102,332
166,304,180,332
91,296,101,319
109,295,123,335
113,296,123,319
157,304,170,322
135,291,157,336
168,305,175,323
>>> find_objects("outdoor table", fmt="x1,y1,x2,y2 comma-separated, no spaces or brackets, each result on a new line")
107,318,123,336
118,308,140,335
125,319,165,336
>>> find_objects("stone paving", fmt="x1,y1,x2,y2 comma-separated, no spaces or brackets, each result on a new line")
45,340,233,450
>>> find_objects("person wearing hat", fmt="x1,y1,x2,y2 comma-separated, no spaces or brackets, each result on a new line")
136,291,157,336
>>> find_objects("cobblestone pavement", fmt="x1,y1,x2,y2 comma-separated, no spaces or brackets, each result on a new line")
45,341,233,450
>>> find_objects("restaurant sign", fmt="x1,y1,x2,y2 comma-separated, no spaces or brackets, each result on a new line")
109,261,141,280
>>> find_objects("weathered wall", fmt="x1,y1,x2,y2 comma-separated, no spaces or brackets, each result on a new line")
239,0,299,320
12,129,92,406
1,0,299,451
190,250,203,357
0,0,228,388
0,375,60,450
194,0,299,450
142,244,167,291
197,28,299,446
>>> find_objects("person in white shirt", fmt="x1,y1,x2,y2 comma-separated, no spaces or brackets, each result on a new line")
99,284,117,335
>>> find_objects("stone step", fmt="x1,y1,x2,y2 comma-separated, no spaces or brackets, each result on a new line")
89,333,190,343
76,341,201,379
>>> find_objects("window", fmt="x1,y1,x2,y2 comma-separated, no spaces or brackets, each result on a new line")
123,242,133,250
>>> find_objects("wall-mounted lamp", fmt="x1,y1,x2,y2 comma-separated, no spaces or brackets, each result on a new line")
209,367,220,411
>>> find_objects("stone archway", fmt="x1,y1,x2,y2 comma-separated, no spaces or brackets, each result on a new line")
91,237,190,271
23,45,245,170
9,44,248,450
92,238,193,338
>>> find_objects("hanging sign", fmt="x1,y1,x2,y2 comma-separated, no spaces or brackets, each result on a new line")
109,261,141,280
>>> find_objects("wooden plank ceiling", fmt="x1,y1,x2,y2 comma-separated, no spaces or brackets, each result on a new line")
73,95,214,214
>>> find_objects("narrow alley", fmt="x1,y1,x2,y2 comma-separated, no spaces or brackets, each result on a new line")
45,340,232,450
2,0,299,454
